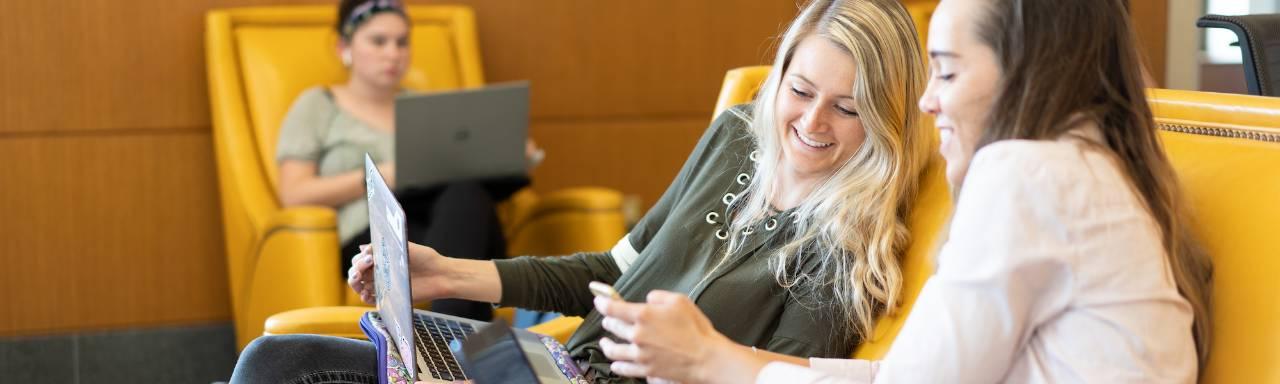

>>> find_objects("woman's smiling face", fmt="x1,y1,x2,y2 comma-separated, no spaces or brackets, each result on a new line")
918,0,1003,187
774,35,868,184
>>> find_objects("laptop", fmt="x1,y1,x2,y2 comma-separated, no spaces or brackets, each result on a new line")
358,155,586,384
393,82,530,192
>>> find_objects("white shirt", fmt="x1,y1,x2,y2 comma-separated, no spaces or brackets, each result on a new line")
757,129,1198,383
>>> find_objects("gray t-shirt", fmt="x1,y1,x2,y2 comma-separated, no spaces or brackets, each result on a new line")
276,86,392,245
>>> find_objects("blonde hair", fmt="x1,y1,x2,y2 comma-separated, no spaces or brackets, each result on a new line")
728,0,931,341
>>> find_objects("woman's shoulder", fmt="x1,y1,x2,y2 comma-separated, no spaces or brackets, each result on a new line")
290,86,336,110
278,86,339,138
968,138,1108,186
963,136,1139,224
702,104,757,153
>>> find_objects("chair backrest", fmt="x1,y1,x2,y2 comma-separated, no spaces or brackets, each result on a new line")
1197,13,1280,96
1147,88,1280,383
712,65,953,360
205,5,484,323
209,5,484,199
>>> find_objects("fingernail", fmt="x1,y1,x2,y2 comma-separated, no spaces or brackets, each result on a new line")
594,297,607,309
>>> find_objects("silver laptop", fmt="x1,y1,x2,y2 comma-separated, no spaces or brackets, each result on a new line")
365,155,584,383
393,82,529,191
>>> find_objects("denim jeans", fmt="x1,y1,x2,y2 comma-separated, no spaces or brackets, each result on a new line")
229,334,377,384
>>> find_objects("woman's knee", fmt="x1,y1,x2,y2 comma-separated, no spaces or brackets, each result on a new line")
436,182,495,209
231,335,376,384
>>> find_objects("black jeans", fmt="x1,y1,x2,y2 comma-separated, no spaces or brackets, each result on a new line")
341,181,505,322
229,334,377,384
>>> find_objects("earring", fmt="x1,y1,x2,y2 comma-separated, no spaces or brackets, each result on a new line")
341,50,353,67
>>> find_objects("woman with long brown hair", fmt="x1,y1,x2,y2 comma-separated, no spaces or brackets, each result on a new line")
592,0,1213,382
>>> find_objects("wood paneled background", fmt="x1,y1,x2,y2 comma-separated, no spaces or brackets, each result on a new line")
0,0,1168,336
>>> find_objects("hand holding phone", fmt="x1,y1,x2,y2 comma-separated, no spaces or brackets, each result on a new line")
589,281,622,300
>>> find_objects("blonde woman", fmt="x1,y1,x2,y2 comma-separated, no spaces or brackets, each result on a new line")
593,0,1213,382
233,0,931,382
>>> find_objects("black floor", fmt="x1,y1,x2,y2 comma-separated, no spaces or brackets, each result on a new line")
0,323,236,383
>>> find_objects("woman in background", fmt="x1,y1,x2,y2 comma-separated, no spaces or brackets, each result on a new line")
275,0,536,321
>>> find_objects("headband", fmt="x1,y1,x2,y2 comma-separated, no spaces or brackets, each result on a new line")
341,0,405,40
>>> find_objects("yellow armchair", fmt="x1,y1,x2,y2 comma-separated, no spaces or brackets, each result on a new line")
1147,89,1280,383
206,5,625,350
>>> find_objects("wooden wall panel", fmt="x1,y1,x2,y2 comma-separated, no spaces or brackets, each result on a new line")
529,117,712,204
460,0,798,119
0,132,227,336
1130,0,1170,86
0,1,208,133
0,0,796,134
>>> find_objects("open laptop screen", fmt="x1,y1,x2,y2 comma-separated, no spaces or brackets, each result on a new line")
365,154,417,379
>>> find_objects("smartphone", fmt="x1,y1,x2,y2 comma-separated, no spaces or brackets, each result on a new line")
588,281,622,300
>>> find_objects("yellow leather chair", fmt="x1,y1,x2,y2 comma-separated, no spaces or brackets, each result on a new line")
1147,89,1280,383
206,5,625,350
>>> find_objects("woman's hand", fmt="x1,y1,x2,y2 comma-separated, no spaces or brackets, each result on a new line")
348,241,503,305
525,139,545,170
347,242,452,304
594,290,767,384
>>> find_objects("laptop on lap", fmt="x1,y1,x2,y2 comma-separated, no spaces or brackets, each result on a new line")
393,82,530,192
358,155,585,384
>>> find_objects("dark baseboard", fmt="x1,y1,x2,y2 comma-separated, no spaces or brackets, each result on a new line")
0,323,236,384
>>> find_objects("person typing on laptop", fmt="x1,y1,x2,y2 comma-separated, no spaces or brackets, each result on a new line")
273,0,539,322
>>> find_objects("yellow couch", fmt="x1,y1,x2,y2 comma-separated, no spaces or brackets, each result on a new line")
206,5,625,350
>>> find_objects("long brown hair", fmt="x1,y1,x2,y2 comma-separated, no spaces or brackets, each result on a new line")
974,0,1213,368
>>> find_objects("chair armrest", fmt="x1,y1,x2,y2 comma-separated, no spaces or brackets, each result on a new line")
528,187,623,212
236,207,345,347
507,187,627,256
527,316,584,344
493,306,516,324
264,306,370,340
250,207,343,306
265,205,339,229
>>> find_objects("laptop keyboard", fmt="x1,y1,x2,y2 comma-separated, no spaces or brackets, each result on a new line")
413,315,476,381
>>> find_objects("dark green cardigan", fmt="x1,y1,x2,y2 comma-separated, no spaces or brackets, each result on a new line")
494,106,855,382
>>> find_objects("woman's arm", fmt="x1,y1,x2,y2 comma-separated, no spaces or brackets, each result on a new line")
277,160,391,207
275,87,389,208
349,241,503,304
492,251,623,316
